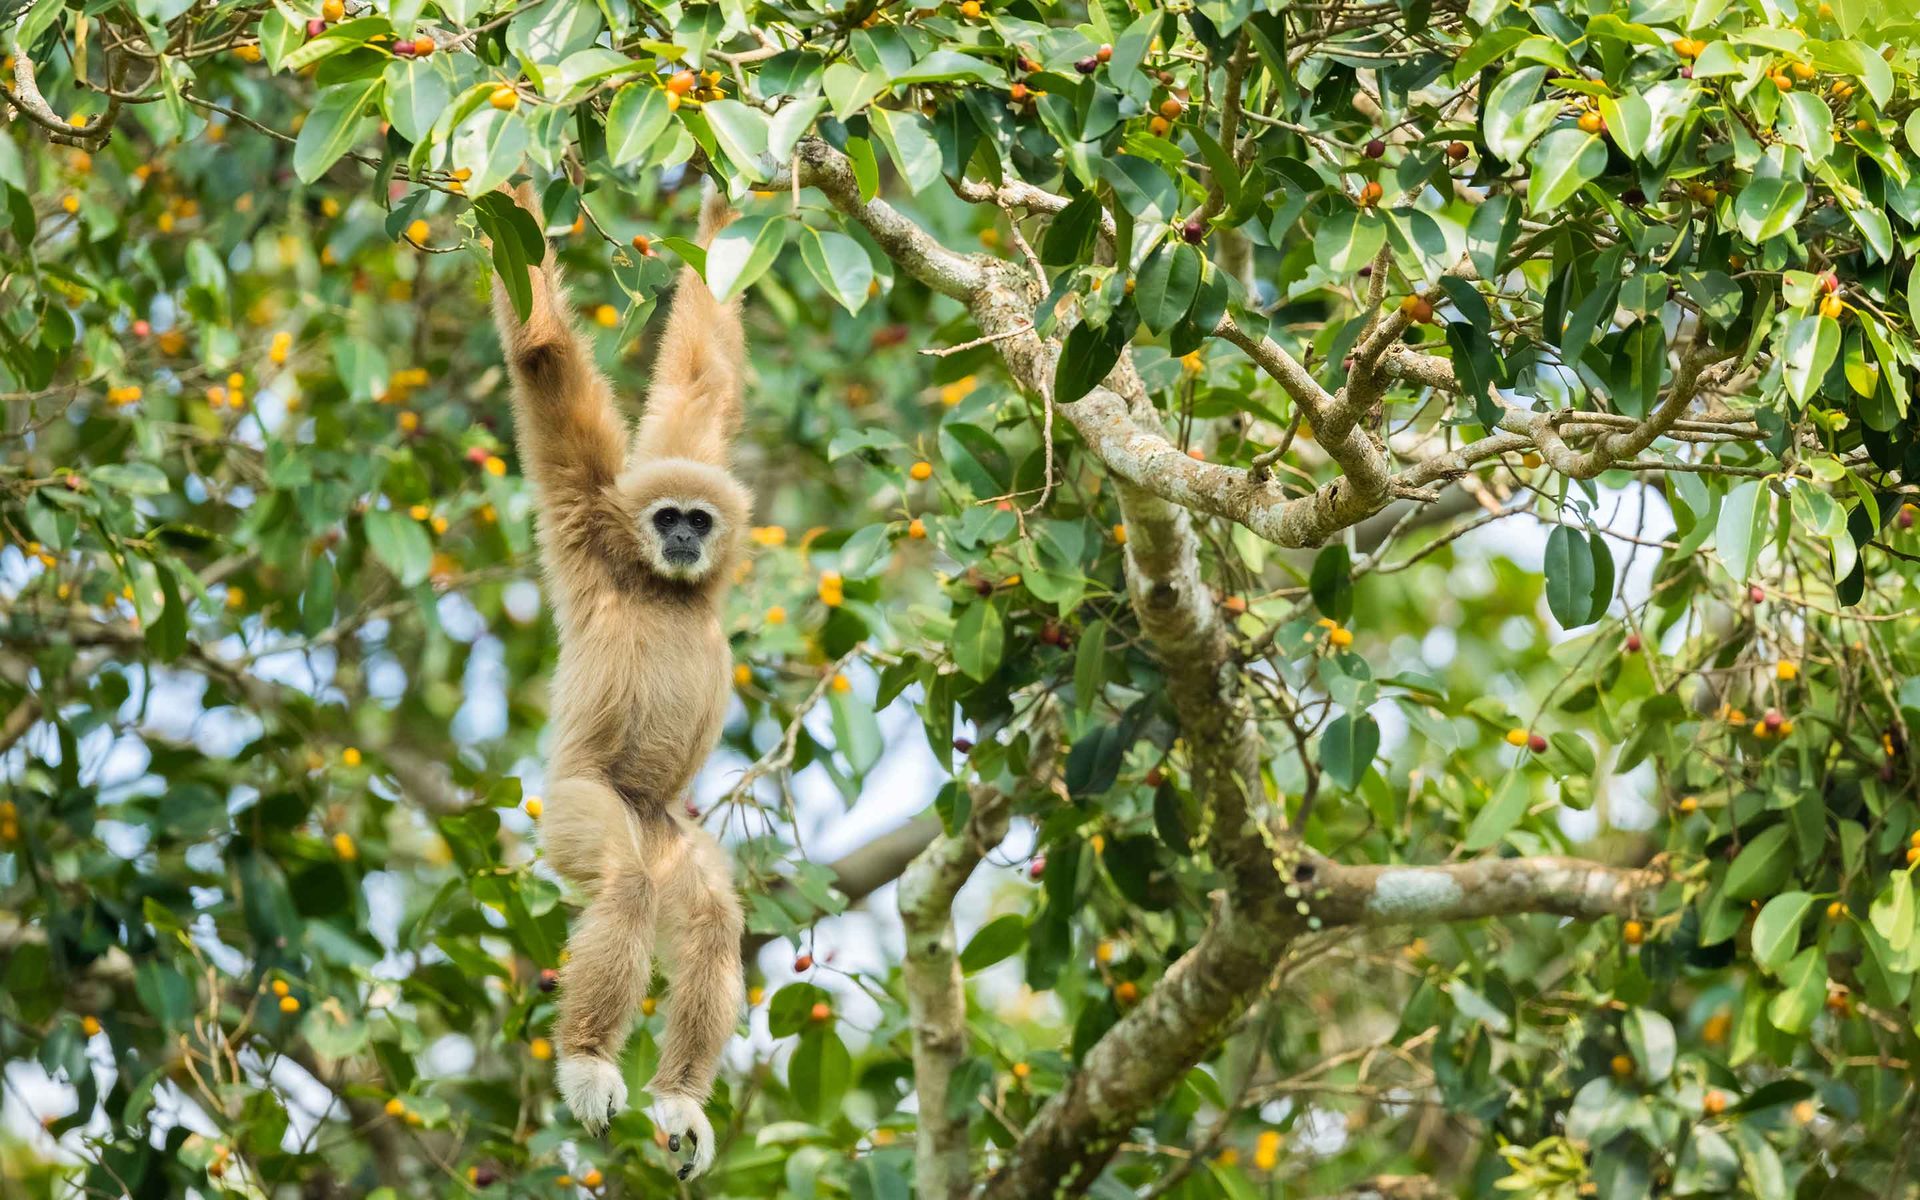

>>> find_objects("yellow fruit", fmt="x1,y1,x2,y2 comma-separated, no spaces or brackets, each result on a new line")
61,195,79,214
582,1168,603,1188
332,832,357,860
409,503,430,521
908,519,927,539
280,995,300,1013
398,411,420,433
272,979,290,997
1776,660,1798,681
484,455,507,476
235,44,262,63
1505,728,1529,747
82,1015,102,1037
1254,1129,1282,1171
530,1037,552,1060
1148,116,1170,137
959,0,981,15
1702,1011,1731,1043
1703,1090,1728,1115
1012,1061,1031,1079
489,86,519,111
406,219,429,244
641,997,656,1016
322,0,345,19
342,746,362,766
910,461,933,481
1792,61,1816,80
594,304,618,328
385,1097,405,1117
1827,901,1848,920
1623,920,1645,945
747,986,764,1006
733,663,752,687
1678,796,1699,814
1577,111,1604,134
1771,72,1793,91
1819,294,1843,320
766,605,787,625
524,797,543,819
1329,627,1354,648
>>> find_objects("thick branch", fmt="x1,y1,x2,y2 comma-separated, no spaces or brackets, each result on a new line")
1310,855,1662,927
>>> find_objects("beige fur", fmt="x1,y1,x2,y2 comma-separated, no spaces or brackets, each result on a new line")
491,183,746,1177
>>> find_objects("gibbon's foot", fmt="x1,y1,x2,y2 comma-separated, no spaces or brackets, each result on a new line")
649,1093,715,1180
556,1054,627,1133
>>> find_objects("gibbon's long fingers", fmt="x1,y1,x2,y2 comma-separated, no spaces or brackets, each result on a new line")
632,189,744,467
554,867,657,1110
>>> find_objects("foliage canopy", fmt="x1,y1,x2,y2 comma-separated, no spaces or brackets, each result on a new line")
3,0,1920,1196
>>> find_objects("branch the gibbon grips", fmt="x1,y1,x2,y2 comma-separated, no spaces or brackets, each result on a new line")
488,178,750,1178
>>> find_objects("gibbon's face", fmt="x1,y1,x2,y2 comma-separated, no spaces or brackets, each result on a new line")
641,497,722,581
619,457,751,587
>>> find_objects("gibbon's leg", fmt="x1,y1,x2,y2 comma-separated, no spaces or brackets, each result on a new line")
631,188,745,468
646,822,744,1180
550,791,659,1133
489,183,630,567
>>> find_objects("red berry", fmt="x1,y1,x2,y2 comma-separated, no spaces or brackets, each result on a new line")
974,578,993,597
952,737,975,754
393,40,415,57
809,1002,831,1022
794,954,813,971
1625,633,1643,653
466,446,489,465
1181,218,1205,244
1823,272,1841,294
1028,856,1046,880
1680,66,1693,78
1528,733,1549,753
1364,138,1386,159
1763,708,1783,730
1899,508,1914,530
1749,584,1765,603
131,319,151,337
1075,57,1098,74
538,968,559,993
473,1167,499,1187
1096,44,1112,63
1145,767,1164,787
307,17,327,36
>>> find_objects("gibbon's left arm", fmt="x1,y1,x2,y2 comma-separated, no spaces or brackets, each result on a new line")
490,183,631,581
631,190,744,467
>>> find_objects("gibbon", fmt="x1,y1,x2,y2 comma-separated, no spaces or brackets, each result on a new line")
490,180,748,1181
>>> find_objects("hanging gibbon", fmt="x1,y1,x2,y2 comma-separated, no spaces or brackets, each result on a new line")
490,179,747,1181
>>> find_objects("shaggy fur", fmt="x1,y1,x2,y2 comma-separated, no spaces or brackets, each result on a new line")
491,183,746,1178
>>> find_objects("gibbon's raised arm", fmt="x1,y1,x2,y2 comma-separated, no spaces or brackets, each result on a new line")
633,191,743,467
489,185,629,553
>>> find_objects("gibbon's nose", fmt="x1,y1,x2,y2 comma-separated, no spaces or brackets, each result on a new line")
663,528,702,562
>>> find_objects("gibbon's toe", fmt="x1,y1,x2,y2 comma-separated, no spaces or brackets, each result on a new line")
649,1093,715,1179
556,1055,627,1133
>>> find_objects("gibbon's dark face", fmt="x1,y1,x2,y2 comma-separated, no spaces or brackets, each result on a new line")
640,497,721,582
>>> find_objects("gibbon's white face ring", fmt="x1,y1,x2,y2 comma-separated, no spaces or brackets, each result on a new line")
640,496,720,581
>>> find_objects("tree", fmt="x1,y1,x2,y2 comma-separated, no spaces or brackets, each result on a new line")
3,0,1919,1194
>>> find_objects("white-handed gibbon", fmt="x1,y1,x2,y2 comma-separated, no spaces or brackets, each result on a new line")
490,179,747,1180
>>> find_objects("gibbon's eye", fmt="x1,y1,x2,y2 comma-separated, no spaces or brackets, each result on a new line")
686,509,713,535
652,507,681,532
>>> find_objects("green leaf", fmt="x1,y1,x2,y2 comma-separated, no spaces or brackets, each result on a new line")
706,214,788,301
1309,543,1353,623
606,84,672,167
1463,774,1530,852
952,601,1004,682
382,58,450,145
1781,313,1839,405
797,227,874,314
1714,480,1770,584
1724,824,1792,901
364,509,433,587
958,914,1027,973
871,108,943,194
450,108,529,195
1766,946,1825,1035
1313,208,1387,276
1052,312,1134,404
1484,66,1557,162
703,99,771,179
789,1028,851,1120
294,77,383,183
1870,870,1915,953
1624,1008,1675,1083
1134,243,1201,335
1527,128,1607,214
1543,524,1597,628
1734,178,1807,244
1319,712,1379,791
1751,892,1813,975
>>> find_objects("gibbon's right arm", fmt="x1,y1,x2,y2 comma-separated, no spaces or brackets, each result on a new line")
632,189,744,467
489,183,629,554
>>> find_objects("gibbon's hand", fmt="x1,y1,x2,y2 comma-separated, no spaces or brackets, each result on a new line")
555,1055,627,1135
649,1094,716,1180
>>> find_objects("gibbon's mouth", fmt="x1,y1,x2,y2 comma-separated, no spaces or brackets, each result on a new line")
663,547,702,567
